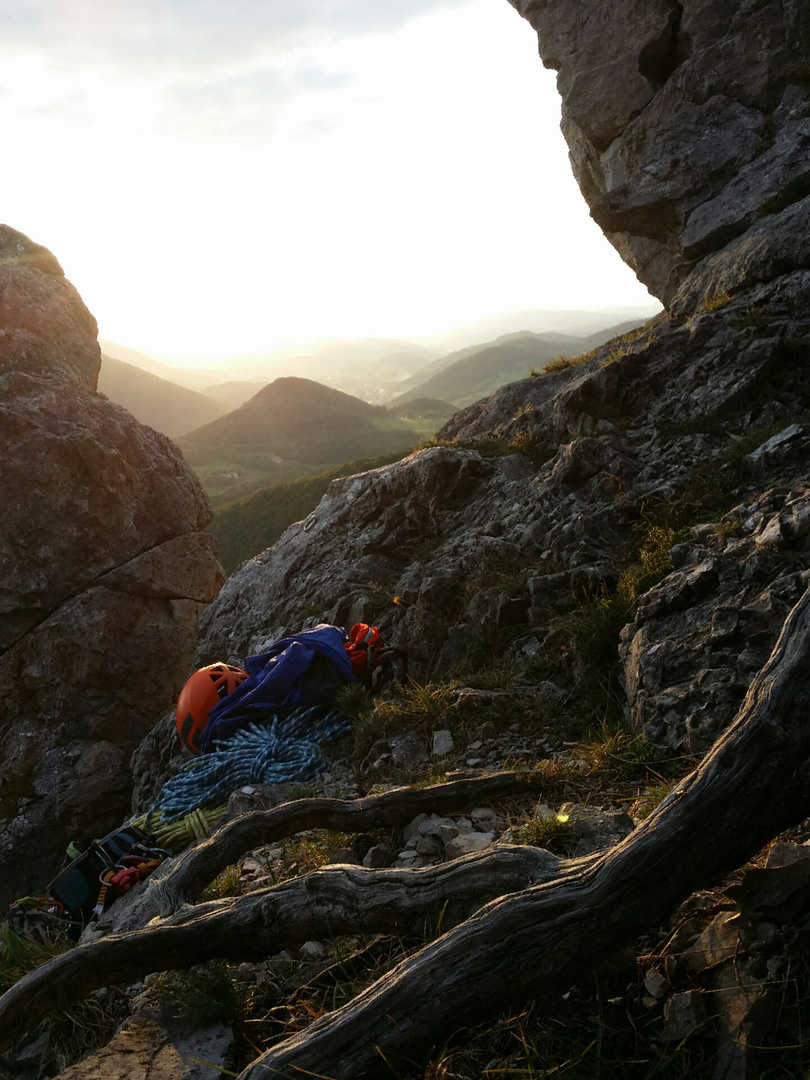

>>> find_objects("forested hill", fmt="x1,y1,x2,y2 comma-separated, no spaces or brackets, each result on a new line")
177,376,418,468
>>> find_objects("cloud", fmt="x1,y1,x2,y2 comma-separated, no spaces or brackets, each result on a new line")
158,65,354,142
0,0,476,77
0,0,478,143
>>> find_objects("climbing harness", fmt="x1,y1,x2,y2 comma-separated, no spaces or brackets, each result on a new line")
45,825,172,932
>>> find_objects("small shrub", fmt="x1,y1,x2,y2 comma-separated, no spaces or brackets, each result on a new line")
583,724,672,783
617,523,679,601
602,343,633,366
539,348,600,374
700,291,733,313
198,864,243,902
713,514,744,542
632,780,678,821
334,682,375,724
511,809,574,854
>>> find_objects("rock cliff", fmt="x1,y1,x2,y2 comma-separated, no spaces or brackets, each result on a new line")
507,0,810,313
0,227,224,905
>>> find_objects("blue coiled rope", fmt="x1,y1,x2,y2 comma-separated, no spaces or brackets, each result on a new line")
146,707,351,826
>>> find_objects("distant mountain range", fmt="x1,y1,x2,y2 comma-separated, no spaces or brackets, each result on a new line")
422,305,661,355
97,354,228,438
100,304,660,406
98,307,660,502
390,321,644,408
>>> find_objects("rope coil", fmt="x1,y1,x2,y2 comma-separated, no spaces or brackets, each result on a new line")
146,707,351,827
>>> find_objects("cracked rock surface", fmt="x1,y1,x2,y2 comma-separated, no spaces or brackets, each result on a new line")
0,226,225,905
508,0,810,312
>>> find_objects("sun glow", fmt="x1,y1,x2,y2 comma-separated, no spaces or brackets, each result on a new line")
1,1,654,365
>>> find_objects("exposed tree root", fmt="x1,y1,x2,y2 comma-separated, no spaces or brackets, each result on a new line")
5,590,810,1077
0,774,556,1049
110,770,553,932
235,587,810,1077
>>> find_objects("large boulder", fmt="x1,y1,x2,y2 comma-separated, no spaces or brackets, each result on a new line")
508,0,810,312
0,227,224,905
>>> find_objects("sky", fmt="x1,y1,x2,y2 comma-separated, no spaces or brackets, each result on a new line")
0,0,658,365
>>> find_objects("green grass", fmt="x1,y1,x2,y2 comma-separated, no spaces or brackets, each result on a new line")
373,416,441,439
511,808,574,854
582,724,676,783
0,921,70,995
537,351,599,375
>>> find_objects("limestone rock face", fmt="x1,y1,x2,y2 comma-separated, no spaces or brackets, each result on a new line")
195,446,498,665
621,486,810,752
0,227,224,906
508,0,810,311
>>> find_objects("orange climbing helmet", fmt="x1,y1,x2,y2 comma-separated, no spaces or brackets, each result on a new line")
176,662,249,754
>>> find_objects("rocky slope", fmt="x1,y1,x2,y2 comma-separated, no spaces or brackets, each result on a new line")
196,277,810,761
0,227,225,905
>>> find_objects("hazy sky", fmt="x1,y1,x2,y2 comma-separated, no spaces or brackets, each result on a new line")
1,0,657,364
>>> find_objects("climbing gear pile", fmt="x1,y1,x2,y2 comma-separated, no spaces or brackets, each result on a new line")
45,824,172,934
4,624,407,945
198,624,356,753
343,622,408,690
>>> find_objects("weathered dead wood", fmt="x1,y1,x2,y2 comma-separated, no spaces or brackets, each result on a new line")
232,587,810,1078
126,770,552,928
0,847,562,1050
6,586,810,1075
0,773,555,1049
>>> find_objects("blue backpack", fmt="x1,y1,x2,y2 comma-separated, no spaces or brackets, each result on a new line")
198,624,355,753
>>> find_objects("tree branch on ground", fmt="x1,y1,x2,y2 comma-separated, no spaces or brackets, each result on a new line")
237,586,810,1077
140,770,557,922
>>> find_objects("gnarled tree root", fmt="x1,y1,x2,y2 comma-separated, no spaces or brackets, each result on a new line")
0,775,557,1049
5,588,810,1077
237,586,810,1077
100,769,554,936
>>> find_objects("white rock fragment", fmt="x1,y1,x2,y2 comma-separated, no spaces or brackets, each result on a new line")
644,969,670,999
404,813,430,841
444,832,494,859
299,940,325,960
433,729,455,756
